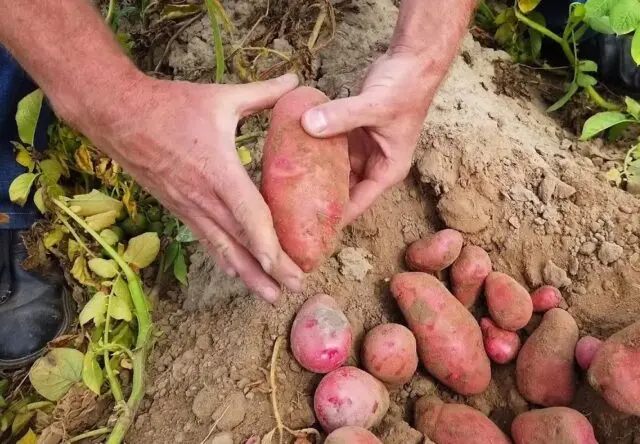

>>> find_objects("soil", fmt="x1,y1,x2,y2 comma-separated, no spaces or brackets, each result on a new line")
127,0,640,442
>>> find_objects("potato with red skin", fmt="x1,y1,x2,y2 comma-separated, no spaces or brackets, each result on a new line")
450,245,492,308
575,336,602,371
485,272,533,331
405,229,464,273
511,407,598,444
414,396,511,444
588,320,640,415
361,323,418,385
325,426,383,444
314,366,389,432
531,285,563,312
261,87,349,272
516,308,578,406
481,317,521,364
290,294,352,374
390,272,491,395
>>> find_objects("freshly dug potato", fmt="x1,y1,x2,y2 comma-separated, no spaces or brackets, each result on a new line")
261,87,349,272
361,323,418,385
325,426,382,444
291,294,352,373
530,285,563,312
390,272,491,395
405,229,464,273
414,396,511,444
511,407,598,444
588,320,640,415
450,245,492,308
575,336,602,371
485,272,533,331
516,308,578,406
314,366,390,432
481,317,521,364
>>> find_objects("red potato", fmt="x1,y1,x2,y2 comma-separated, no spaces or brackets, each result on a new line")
405,229,464,273
290,294,352,374
516,308,578,406
325,426,383,444
261,87,349,272
450,245,492,307
575,336,602,371
361,323,418,385
390,272,491,395
414,396,511,444
531,285,563,312
588,320,640,415
481,317,521,364
314,366,390,433
511,407,598,444
485,272,533,331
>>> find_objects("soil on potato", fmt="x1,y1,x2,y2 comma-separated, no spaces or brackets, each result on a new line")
127,0,640,443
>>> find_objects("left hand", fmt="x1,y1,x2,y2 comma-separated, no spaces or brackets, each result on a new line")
301,51,442,224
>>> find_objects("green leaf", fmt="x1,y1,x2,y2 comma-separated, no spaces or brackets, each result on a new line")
495,23,514,46
16,429,37,444
82,350,103,395
609,0,640,34
79,291,107,326
176,225,198,243
632,28,640,64
113,275,133,308
123,232,160,268
237,146,252,166
625,96,640,119
585,0,614,19
518,0,542,13
547,82,579,112
15,89,44,146
0,395,5,408
100,228,119,246
577,72,598,87
174,250,188,285
164,241,180,272
581,111,634,139
0,378,9,395
29,348,83,401
494,9,513,26
160,3,202,19
67,239,81,261
85,210,118,232
33,188,46,213
12,411,35,436
67,189,123,217
9,173,37,206
530,29,542,60
39,158,63,184
607,122,631,140
587,15,615,33
88,258,119,278
579,59,599,72
109,294,132,322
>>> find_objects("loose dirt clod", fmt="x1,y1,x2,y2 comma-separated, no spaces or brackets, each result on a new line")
598,242,623,265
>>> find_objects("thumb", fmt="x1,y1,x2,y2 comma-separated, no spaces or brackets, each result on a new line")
233,73,300,116
301,94,378,138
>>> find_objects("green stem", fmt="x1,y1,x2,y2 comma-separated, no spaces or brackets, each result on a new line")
585,86,622,110
237,47,291,62
58,216,95,258
478,2,495,21
25,401,53,411
515,9,575,65
68,427,112,443
234,132,262,144
204,0,225,83
104,281,124,403
106,0,117,26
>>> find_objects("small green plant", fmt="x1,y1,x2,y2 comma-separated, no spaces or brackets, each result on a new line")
492,6,547,63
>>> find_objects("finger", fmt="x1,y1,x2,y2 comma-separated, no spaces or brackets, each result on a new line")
342,178,387,225
232,73,299,116
301,94,383,138
201,239,237,278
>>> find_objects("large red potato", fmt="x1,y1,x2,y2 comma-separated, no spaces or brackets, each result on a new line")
414,396,511,444
290,294,352,373
516,308,578,406
588,320,640,415
361,323,418,385
450,245,492,307
511,407,598,444
390,272,491,395
575,336,602,371
485,272,533,331
530,285,563,312
261,87,349,272
481,317,521,364
324,426,382,444
405,229,464,273
314,366,390,433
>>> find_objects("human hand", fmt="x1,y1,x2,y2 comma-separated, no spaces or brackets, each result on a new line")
301,52,442,224
83,73,304,304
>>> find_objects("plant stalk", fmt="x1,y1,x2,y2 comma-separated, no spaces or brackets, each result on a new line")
204,0,225,83
585,86,622,110
515,9,575,65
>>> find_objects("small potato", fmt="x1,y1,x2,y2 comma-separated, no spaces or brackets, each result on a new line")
588,320,640,415
516,308,578,406
291,294,352,374
414,396,511,444
314,366,390,432
362,323,418,385
511,407,598,444
391,273,491,395
575,336,602,371
485,272,533,331
530,285,563,312
450,245,492,308
405,229,464,273
261,87,349,272
325,426,382,444
481,317,521,364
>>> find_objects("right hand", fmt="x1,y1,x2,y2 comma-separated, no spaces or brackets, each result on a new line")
78,73,304,304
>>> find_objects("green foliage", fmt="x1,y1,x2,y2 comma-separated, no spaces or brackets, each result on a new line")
15,89,44,147
29,348,84,401
493,7,546,63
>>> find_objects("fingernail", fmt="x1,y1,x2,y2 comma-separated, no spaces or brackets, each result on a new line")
261,286,279,304
278,73,299,84
304,109,328,134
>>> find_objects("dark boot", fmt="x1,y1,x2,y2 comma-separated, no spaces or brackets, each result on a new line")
0,230,73,369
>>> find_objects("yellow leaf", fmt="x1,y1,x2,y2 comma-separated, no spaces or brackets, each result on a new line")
74,144,94,174
33,188,46,213
123,232,160,268
85,210,118,231
109,294,132,322
13,143,35,171
16,429,37,444
605,168,622,186
67,189,123,217
71,255,95,287
9,173,37,206
44,227,64,249
88,258,119,278
79,292,107,326
518,0,542,13
100,228,119,246
237,146,252,166
122,186,137,220
67,239,81,260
